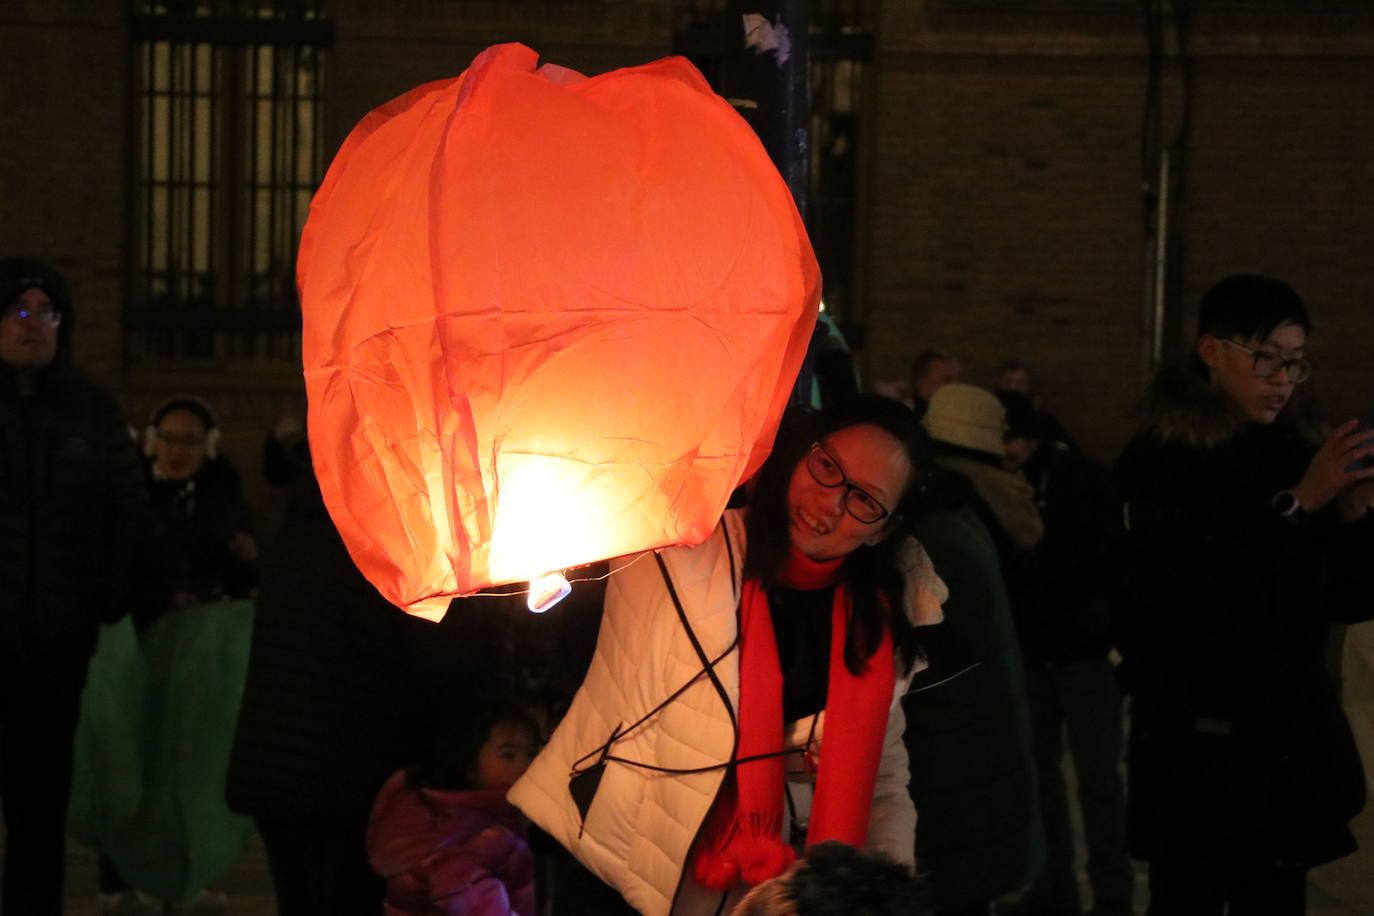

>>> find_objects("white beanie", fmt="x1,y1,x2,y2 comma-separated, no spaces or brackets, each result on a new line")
921,383,1007,457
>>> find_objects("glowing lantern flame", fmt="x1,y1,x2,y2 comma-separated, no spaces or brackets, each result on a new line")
298,43,819,617
527,573,573,614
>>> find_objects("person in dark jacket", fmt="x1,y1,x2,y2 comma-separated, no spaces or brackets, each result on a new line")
996,391,1132,916
902,492,1044,916
993,359,1080,458
227,420,532,916
1113,274,1374,915
907,350,961,420
226,421,432,916
142,395,258,614
903,384,1045,916
95,395,261,912
0,258,152,913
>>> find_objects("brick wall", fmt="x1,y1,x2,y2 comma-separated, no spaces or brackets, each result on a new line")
4,1,1371,488
0,1,675,538
1179,51,1374,434
863,5,1374,461
325,0,672,157
0,4,126,387
862,50,1146,460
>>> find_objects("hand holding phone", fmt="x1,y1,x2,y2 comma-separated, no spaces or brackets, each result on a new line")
1295,417,1374,514
1344,408,1374,473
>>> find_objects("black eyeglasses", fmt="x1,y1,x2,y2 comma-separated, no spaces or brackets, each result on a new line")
157,430,207,448
2,303,61,328
805,442,891,524
1220,338,1312,384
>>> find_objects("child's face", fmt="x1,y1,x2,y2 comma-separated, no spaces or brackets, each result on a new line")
468,722,540,791
1200,322,1306,425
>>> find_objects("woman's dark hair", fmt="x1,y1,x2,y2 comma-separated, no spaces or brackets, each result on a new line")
1197,274,1311,342
744,394,928,675
784,841,926,916
409,700,540,791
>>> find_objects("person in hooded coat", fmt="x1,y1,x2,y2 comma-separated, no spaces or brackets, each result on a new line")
995,390,1132,916
0,258,153,913
905,384,1045,916
1113,274,1374,915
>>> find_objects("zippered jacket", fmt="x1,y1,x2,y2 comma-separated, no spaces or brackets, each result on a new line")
1113,359,1374,868
369,771,535,916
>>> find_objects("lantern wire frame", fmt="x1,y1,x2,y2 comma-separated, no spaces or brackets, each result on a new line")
458,550,655,600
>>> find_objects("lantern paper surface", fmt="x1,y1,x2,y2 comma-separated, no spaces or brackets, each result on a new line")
299,43,819,617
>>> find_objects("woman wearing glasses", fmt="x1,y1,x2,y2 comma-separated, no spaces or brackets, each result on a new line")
511,395,941,916
1114,274,1374,916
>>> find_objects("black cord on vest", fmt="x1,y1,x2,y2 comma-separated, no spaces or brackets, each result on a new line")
656,550,738,732
587,746,801,777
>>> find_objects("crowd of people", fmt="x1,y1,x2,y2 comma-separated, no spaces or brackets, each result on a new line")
2,259,1371,916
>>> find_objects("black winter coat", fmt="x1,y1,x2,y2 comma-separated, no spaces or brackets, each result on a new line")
0,364,151,654
1015,445,1119,667
226,474,435,819
147,456,258,605
226,464,539,821
1113,361,1374,869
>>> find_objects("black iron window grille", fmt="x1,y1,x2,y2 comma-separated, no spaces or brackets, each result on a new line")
673,1,871,336
126,1,332,360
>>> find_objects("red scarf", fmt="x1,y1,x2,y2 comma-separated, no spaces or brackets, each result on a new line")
691,547,895,891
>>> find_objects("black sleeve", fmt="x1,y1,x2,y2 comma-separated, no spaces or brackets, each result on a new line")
99,397,162,623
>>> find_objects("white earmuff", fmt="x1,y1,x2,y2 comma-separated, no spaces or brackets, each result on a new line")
147,395,222,459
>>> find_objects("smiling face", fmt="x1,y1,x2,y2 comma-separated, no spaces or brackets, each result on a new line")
1199,321,1307,425
0,287,60,370
785,423,913,562
467,721,540,791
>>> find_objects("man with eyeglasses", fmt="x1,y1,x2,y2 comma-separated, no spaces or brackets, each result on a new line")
0,283,62,371
0,258,152,913
1113,274,1374,916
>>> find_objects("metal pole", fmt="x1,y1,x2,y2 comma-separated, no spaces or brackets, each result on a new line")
1151,148,1170,367
721,1,814,403
723,1,810,218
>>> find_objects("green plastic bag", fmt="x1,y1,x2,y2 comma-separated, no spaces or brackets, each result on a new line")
73,600,257,902
68,615,148,848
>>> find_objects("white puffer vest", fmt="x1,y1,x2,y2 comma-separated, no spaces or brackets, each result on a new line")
509,510,939,916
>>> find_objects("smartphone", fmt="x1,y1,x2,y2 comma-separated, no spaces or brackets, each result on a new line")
1348,407,1374,472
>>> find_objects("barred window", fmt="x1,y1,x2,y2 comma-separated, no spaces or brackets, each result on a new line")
127,1,332,360
674,0,871,334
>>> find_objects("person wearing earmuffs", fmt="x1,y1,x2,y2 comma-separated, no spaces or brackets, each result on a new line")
140,396,258,624
89,397,259,913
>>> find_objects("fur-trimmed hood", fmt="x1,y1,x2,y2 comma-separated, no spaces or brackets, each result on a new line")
1139,358,1254,450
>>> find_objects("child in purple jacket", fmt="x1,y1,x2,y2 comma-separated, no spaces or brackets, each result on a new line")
369,704,541,916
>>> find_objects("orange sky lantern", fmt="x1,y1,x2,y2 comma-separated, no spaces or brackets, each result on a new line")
299,43,819,619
